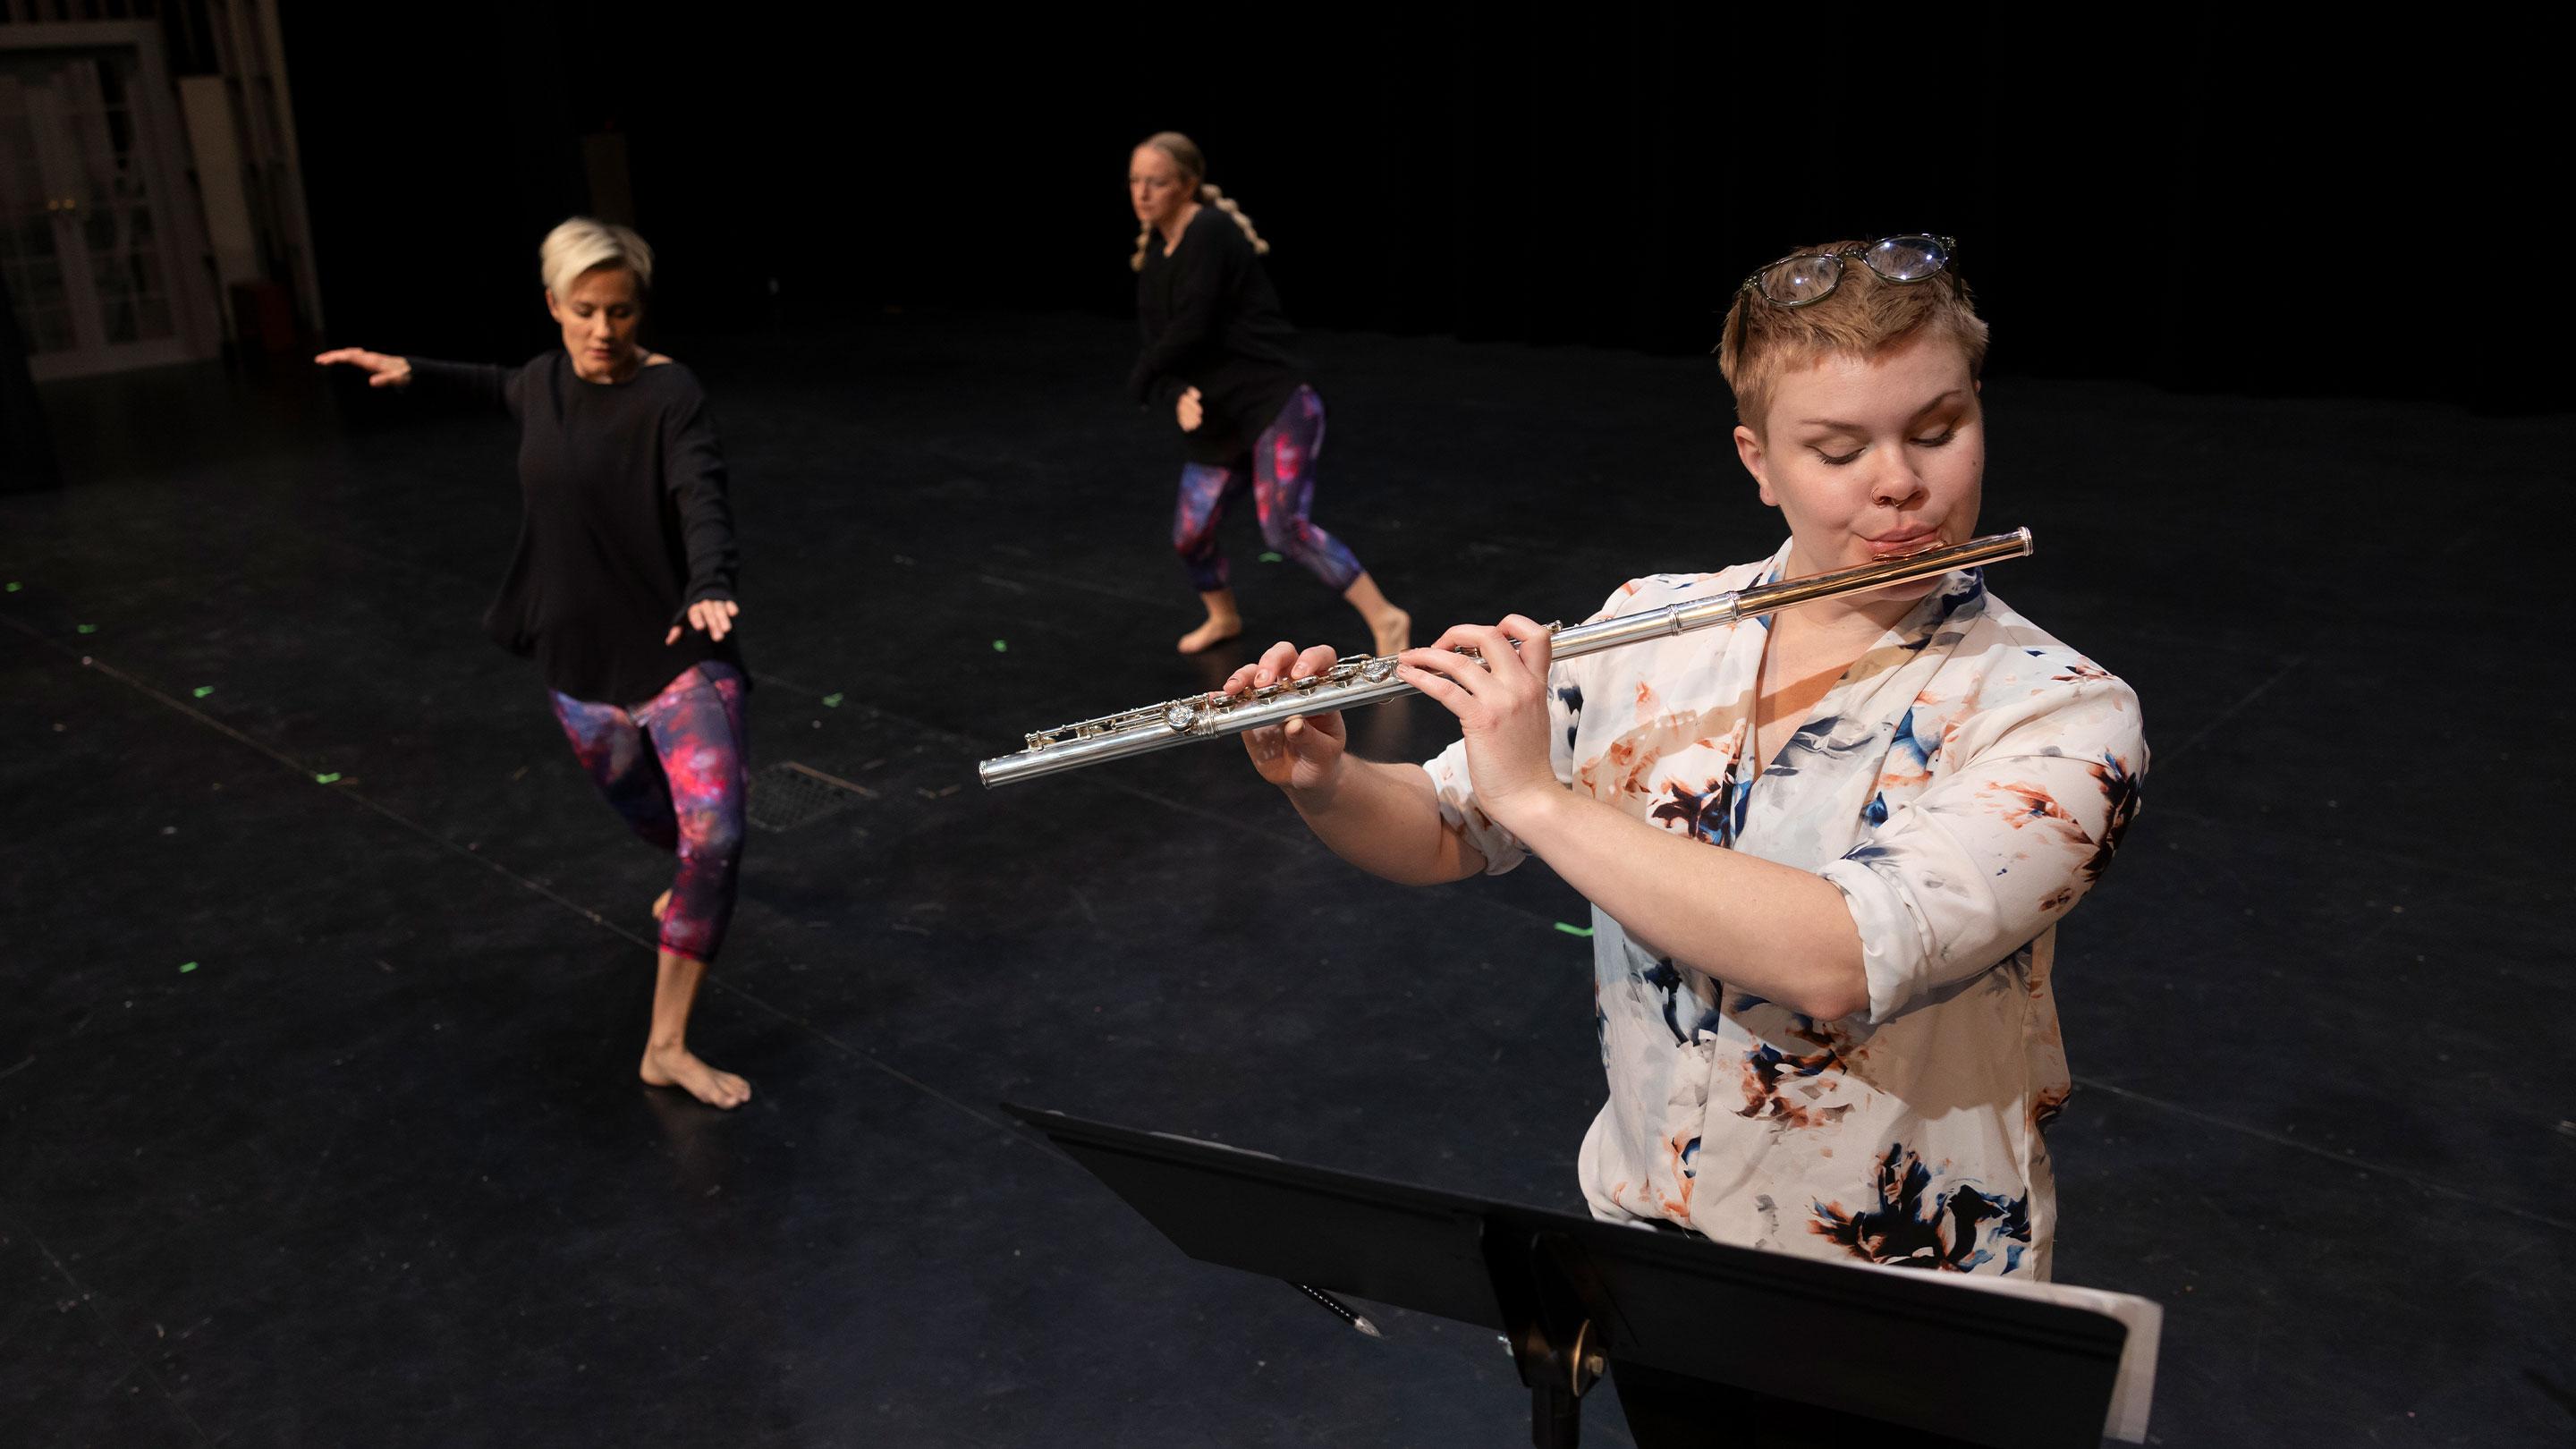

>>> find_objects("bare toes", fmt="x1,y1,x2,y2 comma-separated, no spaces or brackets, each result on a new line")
1177,623,1241,655
640,1048,751,1110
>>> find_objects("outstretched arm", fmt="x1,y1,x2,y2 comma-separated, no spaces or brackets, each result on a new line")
317,348,520,413
313,346,412,388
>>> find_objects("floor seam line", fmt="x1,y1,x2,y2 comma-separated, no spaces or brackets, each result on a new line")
0,1199,217,1446
2070,1076,2576,1234
706,988,1072,1155
2160,653,2308,762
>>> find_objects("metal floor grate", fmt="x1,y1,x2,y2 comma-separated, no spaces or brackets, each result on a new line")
745,761,874,833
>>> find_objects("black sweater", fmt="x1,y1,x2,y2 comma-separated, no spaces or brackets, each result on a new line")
1127,206,1308,465
409,351,745,706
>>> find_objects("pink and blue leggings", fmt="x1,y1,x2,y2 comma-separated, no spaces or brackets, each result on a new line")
1174,386,1365,595
548,662,748,964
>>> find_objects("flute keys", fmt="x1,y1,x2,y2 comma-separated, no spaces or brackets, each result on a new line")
1360,657,1396,682
1164,701,1202,733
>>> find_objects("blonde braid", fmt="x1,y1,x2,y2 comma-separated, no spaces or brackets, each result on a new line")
1127,132,1272,268
1200,182,1271,256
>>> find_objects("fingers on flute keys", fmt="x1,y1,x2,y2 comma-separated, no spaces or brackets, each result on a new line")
1228,640,1340,697
1233,641,1347,781
1401,616,1551,711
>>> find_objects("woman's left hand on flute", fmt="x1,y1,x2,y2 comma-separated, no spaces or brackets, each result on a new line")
1225,643,1350,791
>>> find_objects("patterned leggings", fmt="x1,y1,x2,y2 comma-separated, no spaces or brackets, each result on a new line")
548,661,749,964
1173,385,1365,595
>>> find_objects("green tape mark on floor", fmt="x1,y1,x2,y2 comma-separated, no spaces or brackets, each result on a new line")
1258,551,1284,564
193,686,214,699
75,623,97,634
1553,921,1594,937
179,962,199,974
820,692,844,708
992,640,1009,653
314,772,343,784
4,581,19,592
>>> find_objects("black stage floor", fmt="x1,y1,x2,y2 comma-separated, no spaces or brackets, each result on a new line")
4,313,2570,1446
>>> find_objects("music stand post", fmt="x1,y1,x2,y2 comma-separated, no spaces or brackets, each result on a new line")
1006,1104,2150,1449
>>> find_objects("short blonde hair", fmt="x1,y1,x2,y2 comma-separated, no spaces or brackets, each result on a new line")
1717,240,1989,435
539,216,654,300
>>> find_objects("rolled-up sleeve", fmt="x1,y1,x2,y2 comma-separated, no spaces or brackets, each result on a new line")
1818,679,2147,1024
1419,648,1593,877
1421,738,1530,875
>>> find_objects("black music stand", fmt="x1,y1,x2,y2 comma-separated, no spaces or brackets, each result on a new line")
1005,1103,2139,1449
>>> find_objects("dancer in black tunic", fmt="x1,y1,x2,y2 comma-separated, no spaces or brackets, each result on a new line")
317,217,754,1109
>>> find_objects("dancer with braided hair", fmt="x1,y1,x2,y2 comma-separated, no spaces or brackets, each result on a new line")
1125,131,1410,657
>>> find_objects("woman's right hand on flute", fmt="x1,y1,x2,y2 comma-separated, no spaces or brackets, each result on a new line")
313,347,413,387
1226,641,1348,792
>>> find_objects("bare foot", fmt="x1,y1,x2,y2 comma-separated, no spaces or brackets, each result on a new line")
640,1043,751,1109
1178,616,1242,654
650,889,671,922
1369,607,1412,658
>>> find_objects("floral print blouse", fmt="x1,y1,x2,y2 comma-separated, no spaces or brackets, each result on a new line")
1423,539,2146,1280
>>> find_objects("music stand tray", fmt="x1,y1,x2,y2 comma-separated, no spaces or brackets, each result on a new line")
1005,1103,2158,1449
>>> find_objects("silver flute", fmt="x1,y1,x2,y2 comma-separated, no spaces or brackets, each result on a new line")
978,528,2033,788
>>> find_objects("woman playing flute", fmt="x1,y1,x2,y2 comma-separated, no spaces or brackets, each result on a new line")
316,218,755,1110
1125,131,1411,657
1227,236,2144,1281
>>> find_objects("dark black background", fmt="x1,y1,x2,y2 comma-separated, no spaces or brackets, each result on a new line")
280,4,2530,405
